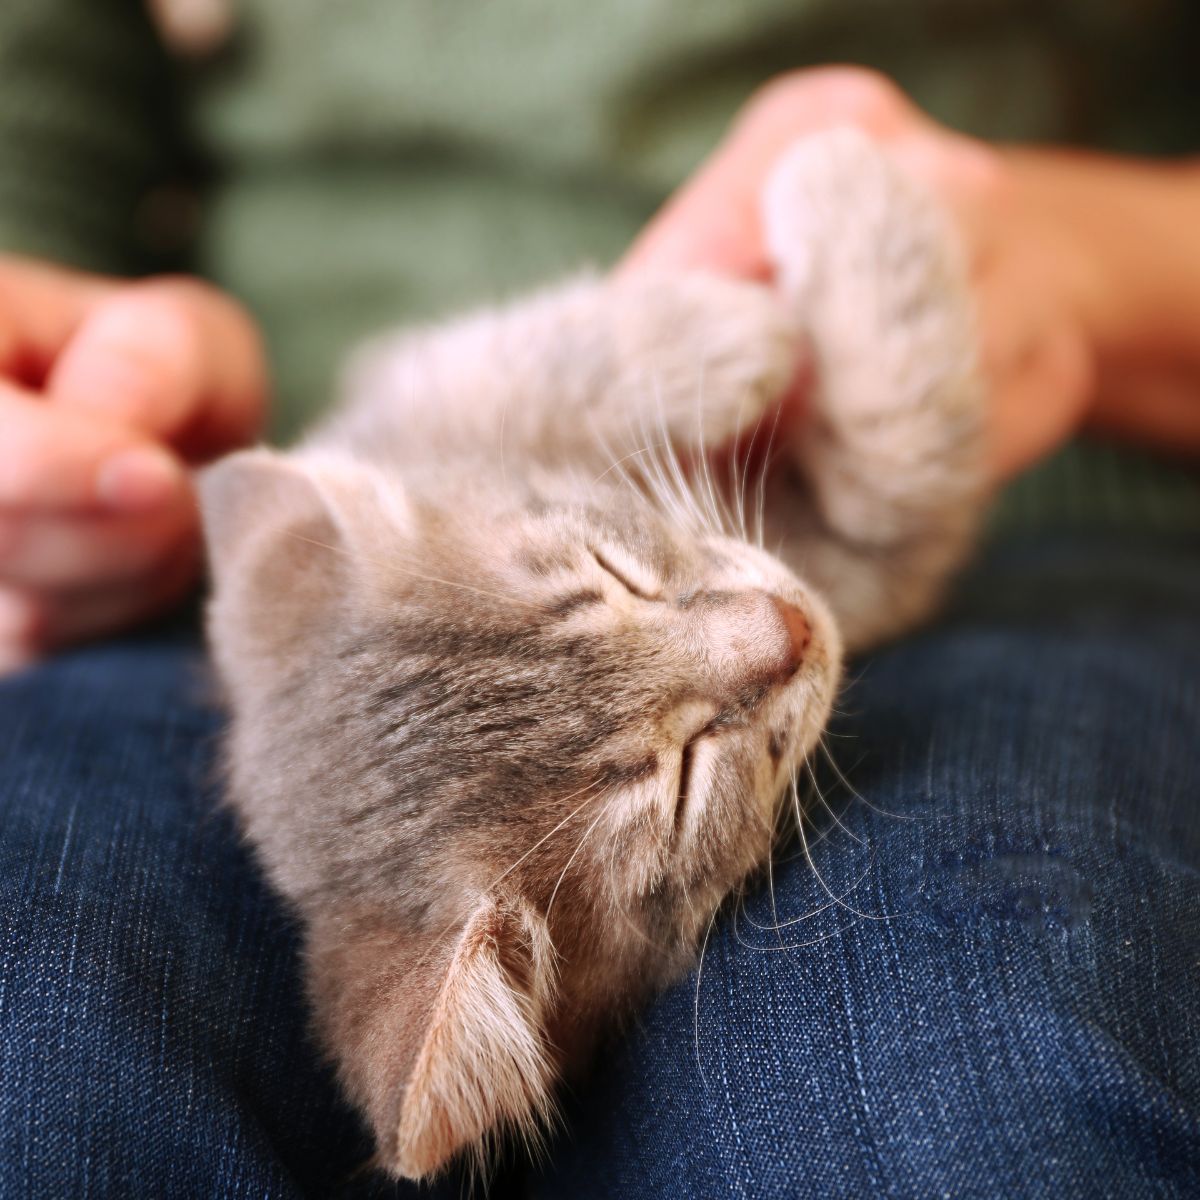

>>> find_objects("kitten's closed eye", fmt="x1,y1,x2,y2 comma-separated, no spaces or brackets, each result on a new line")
675,720,721,834
589,545,663,601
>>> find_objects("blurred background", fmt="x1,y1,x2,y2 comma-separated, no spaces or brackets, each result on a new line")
2,0,1198,517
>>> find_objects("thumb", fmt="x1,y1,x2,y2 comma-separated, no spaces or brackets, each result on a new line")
46,277,268,461
619,118,777,279
624,68,950,280
621,68,923,279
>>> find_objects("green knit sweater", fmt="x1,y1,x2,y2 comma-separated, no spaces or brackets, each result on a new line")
2,0,1198,534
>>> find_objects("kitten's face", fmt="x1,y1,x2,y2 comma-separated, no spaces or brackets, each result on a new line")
204,451,843,1176
338,484,842,996
505,496,837,881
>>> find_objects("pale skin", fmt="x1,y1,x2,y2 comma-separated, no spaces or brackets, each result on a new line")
0,260,266,671
2,66,1198,671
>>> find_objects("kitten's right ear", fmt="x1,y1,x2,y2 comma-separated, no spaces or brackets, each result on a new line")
310,892,559,1181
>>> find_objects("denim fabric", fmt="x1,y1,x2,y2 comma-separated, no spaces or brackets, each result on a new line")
0,633,448,1199
1,533,1197,1198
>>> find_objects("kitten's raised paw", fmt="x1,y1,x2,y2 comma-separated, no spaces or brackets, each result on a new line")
603,274,806,456
762,126,976,426
760,128,984,545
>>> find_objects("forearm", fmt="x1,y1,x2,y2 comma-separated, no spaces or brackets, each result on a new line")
1003,148,1200,456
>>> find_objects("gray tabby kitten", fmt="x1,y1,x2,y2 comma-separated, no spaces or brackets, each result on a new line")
200,130,985,1181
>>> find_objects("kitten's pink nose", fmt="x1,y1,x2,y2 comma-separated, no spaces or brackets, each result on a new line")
769,594,812,678
682,589,813,702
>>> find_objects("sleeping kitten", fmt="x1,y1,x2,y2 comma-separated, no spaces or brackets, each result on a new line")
199,130,986,1181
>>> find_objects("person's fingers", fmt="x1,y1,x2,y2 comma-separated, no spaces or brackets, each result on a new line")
0,257,112,385
0,542,200,673
621,67,922,277
621,65,1002,281
0,382,188,513
988,324,1094,483
46,276,268,459
0,587,39,674
0,503,198,590
0,257,269,460
969,245,1095,483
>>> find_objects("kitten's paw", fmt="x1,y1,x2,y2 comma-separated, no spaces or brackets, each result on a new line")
605,274,805,454
763,126,977,426
761,128,984,544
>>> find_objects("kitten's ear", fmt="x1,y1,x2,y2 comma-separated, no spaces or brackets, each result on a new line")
200,447,412,575
311,892,558,1181
199,449,405,674
199,448,341,585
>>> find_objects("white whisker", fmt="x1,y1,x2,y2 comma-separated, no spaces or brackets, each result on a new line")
791,775,893,923
692,908,718,1091
803,756,866,847
545,803,610,919
817,735,919,822
753,396,786,550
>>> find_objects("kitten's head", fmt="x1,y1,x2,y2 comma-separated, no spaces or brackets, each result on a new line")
201,447,841,1179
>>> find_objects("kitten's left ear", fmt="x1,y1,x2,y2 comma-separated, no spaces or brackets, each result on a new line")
199,447,406,584
199,449,326,579
310,891,559,1181
198,448,413,674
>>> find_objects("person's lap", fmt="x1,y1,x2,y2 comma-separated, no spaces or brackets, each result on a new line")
1,533,1197,1198
0,627,423,1198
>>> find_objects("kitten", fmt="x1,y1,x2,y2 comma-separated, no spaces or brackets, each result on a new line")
199,130,986,1181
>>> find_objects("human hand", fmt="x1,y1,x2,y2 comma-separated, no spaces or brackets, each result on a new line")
0,257,267,673
621,67,1101,484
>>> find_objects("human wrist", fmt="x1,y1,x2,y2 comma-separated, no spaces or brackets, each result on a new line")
1002,149,1200,369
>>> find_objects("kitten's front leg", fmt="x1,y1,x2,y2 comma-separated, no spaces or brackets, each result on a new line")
335,272,804,487
580,273,805,472
762,129,988,651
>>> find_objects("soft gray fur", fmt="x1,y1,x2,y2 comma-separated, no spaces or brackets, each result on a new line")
199,130,987,1180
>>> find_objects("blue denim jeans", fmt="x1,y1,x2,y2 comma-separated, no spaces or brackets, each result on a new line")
2,532,1197,1198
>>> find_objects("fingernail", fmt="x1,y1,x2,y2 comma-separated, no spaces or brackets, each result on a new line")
96,446,183,512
